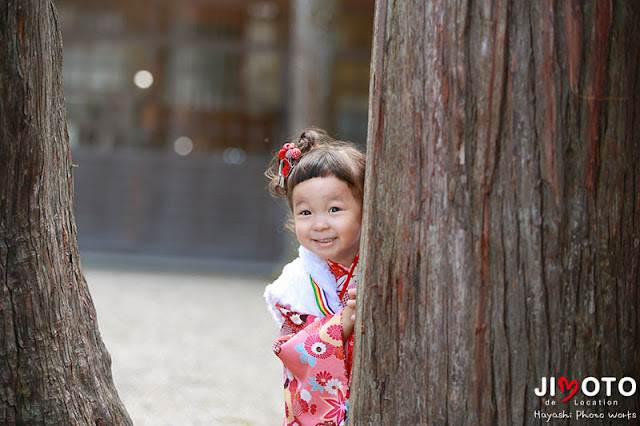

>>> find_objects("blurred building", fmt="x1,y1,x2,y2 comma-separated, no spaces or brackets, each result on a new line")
58,0,373,263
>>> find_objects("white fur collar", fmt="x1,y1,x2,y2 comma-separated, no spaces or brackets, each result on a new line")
264,246,343,326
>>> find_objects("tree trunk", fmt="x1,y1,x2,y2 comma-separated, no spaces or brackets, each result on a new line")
0,1,132,424
351,0,639,424
288,0,338,134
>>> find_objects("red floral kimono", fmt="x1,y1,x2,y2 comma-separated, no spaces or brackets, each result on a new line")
265,247,358,426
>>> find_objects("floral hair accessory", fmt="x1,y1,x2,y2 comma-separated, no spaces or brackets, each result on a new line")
278,142,302,188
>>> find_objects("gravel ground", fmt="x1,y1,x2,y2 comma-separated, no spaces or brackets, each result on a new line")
83,257,284,426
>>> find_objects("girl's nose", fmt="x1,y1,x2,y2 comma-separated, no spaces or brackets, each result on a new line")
312,216,330,231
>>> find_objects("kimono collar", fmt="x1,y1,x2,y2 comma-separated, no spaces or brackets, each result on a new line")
327,254,359,281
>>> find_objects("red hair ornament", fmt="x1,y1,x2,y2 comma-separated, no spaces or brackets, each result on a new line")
278,142,302,188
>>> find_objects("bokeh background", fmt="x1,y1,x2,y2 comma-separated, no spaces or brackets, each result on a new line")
56,0,373,424
58,0,373,262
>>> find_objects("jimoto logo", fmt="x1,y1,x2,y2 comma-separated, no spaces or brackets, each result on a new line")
535,376,637,402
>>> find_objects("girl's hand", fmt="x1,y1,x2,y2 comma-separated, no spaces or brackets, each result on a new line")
342,288,357,340
346,288,356,321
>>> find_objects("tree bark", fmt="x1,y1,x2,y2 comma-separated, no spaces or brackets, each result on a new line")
351,0,639,424
0,1,132,424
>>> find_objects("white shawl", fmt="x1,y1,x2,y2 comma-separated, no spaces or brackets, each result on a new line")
264,246,343,327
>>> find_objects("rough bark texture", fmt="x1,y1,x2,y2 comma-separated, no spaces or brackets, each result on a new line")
0,1,132,424
351,0,639,424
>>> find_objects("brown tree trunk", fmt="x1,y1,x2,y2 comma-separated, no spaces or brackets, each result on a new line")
0,1,132,424
351,0,639,424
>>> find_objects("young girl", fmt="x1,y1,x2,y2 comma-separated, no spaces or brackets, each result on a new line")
264,128,365,426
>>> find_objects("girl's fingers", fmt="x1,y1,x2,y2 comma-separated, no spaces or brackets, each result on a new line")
347,288,357,321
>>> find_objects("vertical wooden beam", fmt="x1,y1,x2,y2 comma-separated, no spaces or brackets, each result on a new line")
288,0,338,134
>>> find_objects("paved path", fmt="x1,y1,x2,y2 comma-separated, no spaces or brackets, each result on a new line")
84,257,284,426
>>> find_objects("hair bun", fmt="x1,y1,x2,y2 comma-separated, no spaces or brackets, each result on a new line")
297,129,320,153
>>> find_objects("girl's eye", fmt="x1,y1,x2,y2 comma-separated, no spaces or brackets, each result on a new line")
329,207,341,213
300,210,311,216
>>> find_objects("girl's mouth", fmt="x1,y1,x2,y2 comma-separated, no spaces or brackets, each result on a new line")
315,238,337,244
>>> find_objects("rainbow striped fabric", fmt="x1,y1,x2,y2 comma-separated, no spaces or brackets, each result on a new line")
310,276,335,316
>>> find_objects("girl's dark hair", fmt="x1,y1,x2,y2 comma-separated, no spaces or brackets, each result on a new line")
266,127,366,210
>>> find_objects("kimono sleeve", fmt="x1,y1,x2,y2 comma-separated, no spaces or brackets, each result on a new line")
272,304,352,425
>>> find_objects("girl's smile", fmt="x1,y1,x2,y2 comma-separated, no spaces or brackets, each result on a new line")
313,237,338,250
292,175,362,266
315,237,337,244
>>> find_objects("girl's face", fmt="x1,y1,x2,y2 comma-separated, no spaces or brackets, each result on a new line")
291,175,362,266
